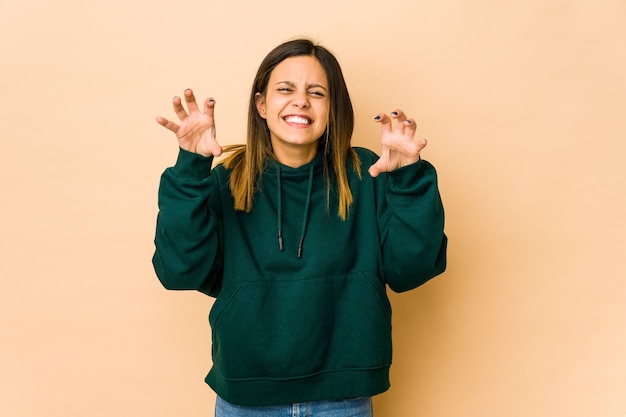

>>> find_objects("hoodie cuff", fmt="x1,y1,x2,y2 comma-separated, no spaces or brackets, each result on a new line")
171,147,214,180
387,159,430,189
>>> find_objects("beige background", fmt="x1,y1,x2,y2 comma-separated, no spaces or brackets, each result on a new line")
2,0,625,416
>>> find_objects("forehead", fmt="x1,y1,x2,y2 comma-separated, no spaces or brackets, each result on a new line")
269,55,328,85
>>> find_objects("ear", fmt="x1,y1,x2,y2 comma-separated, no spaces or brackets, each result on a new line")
255,92,267,119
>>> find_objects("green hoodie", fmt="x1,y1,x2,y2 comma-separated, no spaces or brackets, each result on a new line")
153,146,447,406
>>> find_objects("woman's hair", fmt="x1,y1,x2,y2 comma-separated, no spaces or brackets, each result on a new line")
223,38,361,220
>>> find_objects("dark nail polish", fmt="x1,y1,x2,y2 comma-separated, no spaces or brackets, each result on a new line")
391,111,398,116
374,115,381,120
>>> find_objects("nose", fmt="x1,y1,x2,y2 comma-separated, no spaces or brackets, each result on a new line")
291,90,309,108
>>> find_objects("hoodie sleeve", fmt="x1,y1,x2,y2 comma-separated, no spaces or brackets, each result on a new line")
152,148,223,297
378,159,448,292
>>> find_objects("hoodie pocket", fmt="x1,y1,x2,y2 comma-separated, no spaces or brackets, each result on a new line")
208,272,392,381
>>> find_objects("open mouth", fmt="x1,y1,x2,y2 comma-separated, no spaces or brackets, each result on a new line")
283,115,313,125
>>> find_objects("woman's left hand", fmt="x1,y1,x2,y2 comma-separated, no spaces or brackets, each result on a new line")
368,109,427,177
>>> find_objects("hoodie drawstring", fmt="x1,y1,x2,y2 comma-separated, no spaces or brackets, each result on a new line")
276,163,315,258
277,166,284,251
297,164,315,258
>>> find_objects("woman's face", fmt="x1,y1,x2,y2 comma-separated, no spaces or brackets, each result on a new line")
256,55,330,167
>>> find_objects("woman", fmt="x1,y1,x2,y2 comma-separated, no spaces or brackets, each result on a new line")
153,38,447,416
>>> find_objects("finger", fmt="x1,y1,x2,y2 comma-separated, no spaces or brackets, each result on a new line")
155,116,180,134
374,113,393,135
391,110,407,134
183,88,200,113
416,138,428,152
172,95,188,121
403,118,417,138
155,115,168,127
201,98,222,156
203,97,216,118
368,160,383,177
368,146,390,177
207,140,223,157
390,109,407,122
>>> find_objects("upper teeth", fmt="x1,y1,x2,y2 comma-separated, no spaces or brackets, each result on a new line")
285,116,310,125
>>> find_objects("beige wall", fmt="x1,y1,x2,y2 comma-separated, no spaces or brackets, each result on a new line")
2,0,625,416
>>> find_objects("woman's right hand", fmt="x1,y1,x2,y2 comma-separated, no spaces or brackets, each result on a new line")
156,89,223,157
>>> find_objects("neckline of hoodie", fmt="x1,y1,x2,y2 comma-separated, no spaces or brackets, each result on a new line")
265,152,325,177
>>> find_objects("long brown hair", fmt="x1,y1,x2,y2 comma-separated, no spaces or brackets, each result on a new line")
223,38,361,220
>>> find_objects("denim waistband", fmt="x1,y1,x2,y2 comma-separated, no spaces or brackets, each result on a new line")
215,395,373,417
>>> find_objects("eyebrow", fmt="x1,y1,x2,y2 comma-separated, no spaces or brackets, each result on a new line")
275,80,328,91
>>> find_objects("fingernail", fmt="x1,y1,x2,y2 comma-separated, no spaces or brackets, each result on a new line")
405,120,412,124
208,98,215,103
374,115,381,120
391,111,398,116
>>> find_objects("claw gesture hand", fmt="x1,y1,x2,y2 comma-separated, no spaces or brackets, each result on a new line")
368,110,427,177
156,89,223,157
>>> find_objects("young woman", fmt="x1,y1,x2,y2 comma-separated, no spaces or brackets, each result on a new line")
153,38,447,417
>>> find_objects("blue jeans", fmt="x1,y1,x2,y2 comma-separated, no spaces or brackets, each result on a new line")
215,396,373,417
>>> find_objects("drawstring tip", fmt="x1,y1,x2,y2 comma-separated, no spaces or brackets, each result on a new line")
278,230,284,251
297,238,304,258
